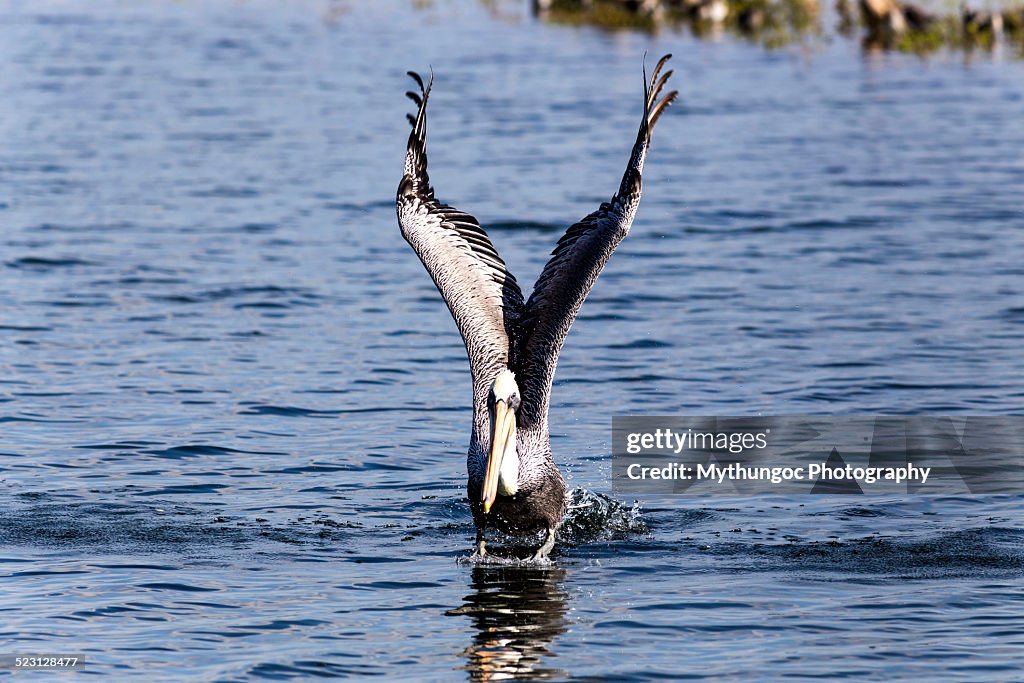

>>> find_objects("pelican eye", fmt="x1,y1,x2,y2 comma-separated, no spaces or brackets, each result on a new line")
508,394,521,411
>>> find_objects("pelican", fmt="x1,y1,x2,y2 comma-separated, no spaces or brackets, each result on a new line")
397,55,678,561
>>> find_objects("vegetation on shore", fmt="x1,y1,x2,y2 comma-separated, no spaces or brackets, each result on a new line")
526,0,1024,55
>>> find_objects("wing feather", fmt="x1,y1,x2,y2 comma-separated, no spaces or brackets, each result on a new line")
516,55,678,428
396,71,525,431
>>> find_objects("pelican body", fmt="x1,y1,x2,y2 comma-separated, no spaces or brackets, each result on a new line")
397,56,678,560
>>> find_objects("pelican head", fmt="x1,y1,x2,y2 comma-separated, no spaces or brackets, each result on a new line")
482,369,520,513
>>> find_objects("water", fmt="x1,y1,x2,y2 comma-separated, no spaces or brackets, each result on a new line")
2,1,1023,680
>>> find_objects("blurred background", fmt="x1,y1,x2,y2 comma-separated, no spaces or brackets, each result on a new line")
1,1,1023,681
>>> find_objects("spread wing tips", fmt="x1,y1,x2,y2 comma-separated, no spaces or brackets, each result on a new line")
616,54,677,198
405,70,433,140
649,89,679,130
644,54,679,133
647,53,672,93
402,70,435,199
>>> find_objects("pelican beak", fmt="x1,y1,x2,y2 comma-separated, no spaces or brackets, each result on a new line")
482,399,516,513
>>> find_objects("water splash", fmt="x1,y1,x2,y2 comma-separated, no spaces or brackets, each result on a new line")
455,488,648,564
558,487,648,546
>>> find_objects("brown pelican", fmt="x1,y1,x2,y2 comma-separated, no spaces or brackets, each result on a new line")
397,55,677,561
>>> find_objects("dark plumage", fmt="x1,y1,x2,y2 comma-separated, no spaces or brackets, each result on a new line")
396,56,678,561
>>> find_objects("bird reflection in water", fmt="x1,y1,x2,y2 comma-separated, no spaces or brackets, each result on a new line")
447,565,569,681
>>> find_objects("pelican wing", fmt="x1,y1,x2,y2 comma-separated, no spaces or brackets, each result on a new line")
517,55,678,427
397,71,525,419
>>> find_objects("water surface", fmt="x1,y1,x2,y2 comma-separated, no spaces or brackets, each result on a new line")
1,1,1023,680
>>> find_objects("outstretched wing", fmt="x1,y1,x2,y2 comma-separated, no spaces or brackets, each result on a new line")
516,55,678,429
396,71,525,427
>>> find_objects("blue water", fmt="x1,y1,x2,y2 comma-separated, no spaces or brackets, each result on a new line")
2,1,1023,680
